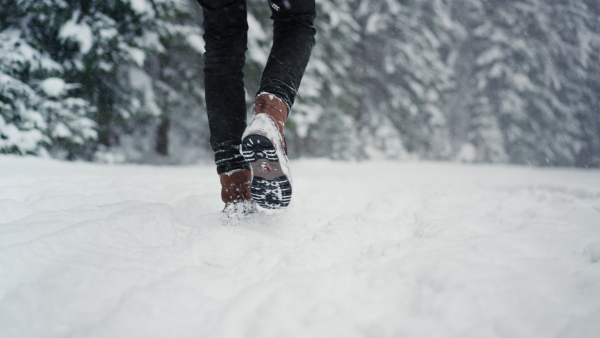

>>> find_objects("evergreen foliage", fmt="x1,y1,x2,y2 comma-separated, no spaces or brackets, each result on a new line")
1,0,205,161
1,0,599,167
455,0,600,166
291,0,362,160
348,0,456,160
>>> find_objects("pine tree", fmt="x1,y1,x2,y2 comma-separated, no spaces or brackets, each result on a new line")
349,0,458,160
1,0,206,161
559,0,600,167
0,0,96,157
3,0,599,167
453,0,600,166
294,0,363,159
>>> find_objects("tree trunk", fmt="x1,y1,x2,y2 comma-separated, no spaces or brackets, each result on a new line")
155,116,170,156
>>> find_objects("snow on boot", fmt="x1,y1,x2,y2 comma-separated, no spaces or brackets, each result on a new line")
220,169,256,216
241,93,292,209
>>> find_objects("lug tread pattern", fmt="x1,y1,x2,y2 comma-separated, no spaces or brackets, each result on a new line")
242,135,292,209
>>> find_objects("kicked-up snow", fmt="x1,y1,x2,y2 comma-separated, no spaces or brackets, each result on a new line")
0,156,599,338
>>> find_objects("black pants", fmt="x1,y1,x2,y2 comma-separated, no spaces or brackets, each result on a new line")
198,0,316,174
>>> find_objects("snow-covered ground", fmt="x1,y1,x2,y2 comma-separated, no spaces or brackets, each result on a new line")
1,156,599,338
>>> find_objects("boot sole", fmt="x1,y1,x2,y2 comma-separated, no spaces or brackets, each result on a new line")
241,135,292,209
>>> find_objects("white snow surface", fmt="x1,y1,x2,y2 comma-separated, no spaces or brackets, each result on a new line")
1,156,599,338
59,13,93,54
39,77,67,97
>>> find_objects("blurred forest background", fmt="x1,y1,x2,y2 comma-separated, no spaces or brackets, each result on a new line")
1,0,599,167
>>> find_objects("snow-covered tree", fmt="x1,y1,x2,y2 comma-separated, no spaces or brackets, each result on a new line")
293,0,363,159
349,0,458,160
1,0,205,160
2,0,599,167
452,0,600,166
557,0,600,167
0,2,96,156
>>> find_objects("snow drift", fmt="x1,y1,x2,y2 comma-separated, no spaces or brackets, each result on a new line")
0,156,599,337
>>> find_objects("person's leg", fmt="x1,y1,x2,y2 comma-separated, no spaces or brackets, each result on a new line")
240,0,316,209
199,0,255,212
258,0,317,111
199,0,249,175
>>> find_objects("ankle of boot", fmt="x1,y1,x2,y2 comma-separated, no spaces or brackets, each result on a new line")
220,169,251,185
254,93,288,120
220,169,252,203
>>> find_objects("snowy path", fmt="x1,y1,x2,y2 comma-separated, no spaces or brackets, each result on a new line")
1,156,599,338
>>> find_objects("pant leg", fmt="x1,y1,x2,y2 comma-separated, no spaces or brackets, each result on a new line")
198,0,250,174
258,0,317,112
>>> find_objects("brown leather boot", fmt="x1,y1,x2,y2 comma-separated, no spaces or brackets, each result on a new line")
241,93,293,209
220,169,255,214
252,93,288,136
